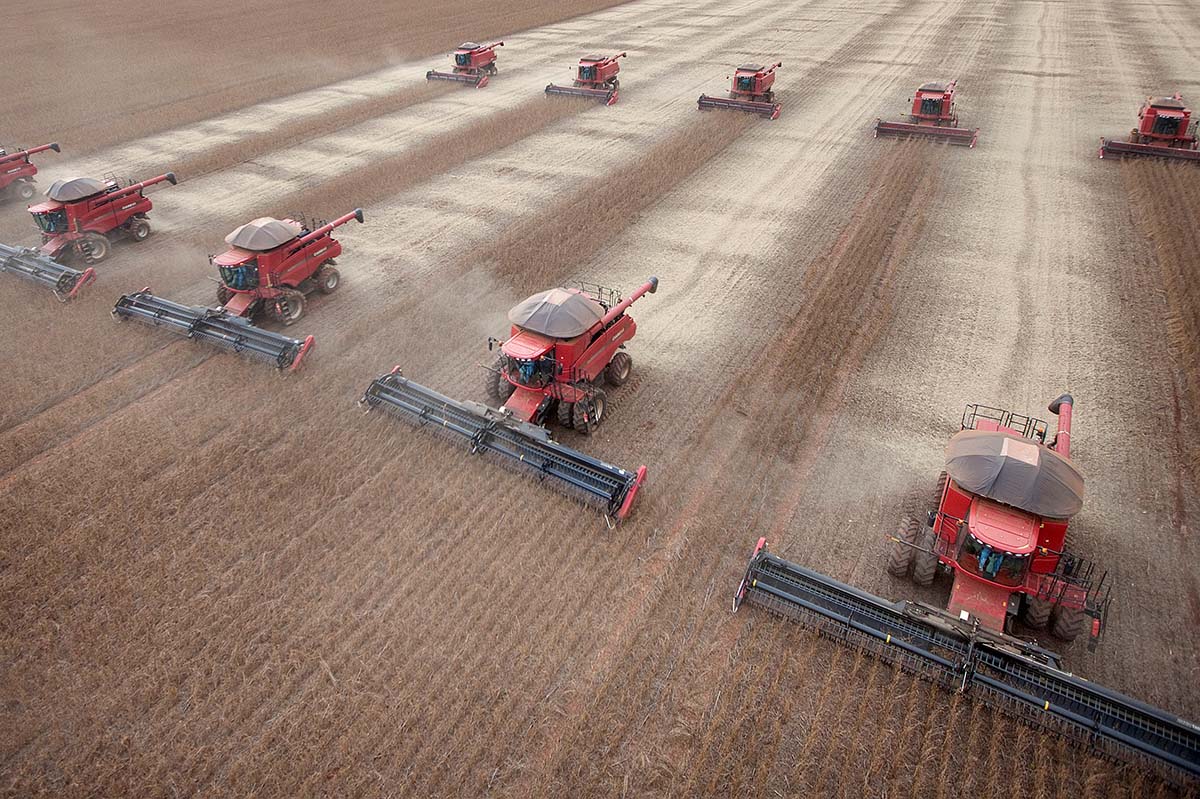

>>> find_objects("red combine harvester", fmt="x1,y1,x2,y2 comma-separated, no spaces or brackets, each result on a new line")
361,277,659,521
112,209,365,371
545,53,626,105
875,80,979,147
0,170,176,301
427,41,503,88
0,142,60,201
1100,94,1200,161
888,394,1108,643
698,62,782,119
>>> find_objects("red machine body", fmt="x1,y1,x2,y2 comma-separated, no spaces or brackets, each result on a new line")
698,61,782,119
427,41,503,88
487,277,658,434
545,52,626,105
28,171,177,264
0,142,60,201
889,395,1108,646
875,80,979,147
1100,94,1200,161
212,208,364,325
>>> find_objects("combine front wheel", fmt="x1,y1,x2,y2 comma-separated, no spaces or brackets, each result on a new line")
556,400,573,428
271,289,305,325
1022,595,1052,630
485,358,514,403
887,517,919,577
605,352,632,387
912,526,939,587
79,233,110,264
216,285,233,306
1050,605,1085,642
573,388,607,435
16,182,35,201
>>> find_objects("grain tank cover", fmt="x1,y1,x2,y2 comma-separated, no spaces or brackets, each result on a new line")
945,430,1085,519
507,287,604,338
224,218,302,251
45,177,107,202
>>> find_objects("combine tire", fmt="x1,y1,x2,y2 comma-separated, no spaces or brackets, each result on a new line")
16,182,35,201
216,285,233,306
1022,595,1053,630
556,400,573,428
605,352,632,387
912,525,939,587
930,471,949,517
271,289,305,325
78,233,110,264
128,218,152,242
485,359,514,403
573,388,607,435
1051,605,1086,642
316,265,340,294
887,517,919,577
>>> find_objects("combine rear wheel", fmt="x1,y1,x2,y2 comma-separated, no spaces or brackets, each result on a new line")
605,352,632,387
485,358,514,403
1051,605,1085,642
1022,595,1052,630
270,289,305,325
316,265,340,294
887,517,919,577
912,526,939,587
128,218,152,242
573,388,607,435
15,181,35,201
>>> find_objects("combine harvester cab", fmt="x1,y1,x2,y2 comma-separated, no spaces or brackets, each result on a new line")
113,208,365,371
545,53,626,106
698,61,782,119
1100,93,1200,161
888,394,1109,644
875,80,979,147
360,277,660,522
427,41,503,88
1,170,175,301
0,142,60,202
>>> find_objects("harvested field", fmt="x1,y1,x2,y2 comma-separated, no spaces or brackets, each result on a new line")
2,0,1199,795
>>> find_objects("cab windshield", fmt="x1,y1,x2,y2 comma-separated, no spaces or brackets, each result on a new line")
32,209,68,234
920,97,944,116
958,532,1029,587
219,260,258,290
736,75,756,92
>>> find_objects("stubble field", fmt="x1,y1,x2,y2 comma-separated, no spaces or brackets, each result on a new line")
1,0,1198,796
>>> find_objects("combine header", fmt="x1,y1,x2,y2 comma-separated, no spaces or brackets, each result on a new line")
1100,94,1200,161
0,170,176,299
546,53,626,105
875,80,979,147
360,277,659,521
427,41,503,88
1,142,60,201
0,243,94,301
734,540,1200,784
698,62,782,119
112,208,364,371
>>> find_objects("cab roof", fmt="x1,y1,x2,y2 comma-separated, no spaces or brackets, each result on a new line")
508,287,604,339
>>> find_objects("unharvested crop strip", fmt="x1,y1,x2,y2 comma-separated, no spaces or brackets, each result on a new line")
1122,160,1200,481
